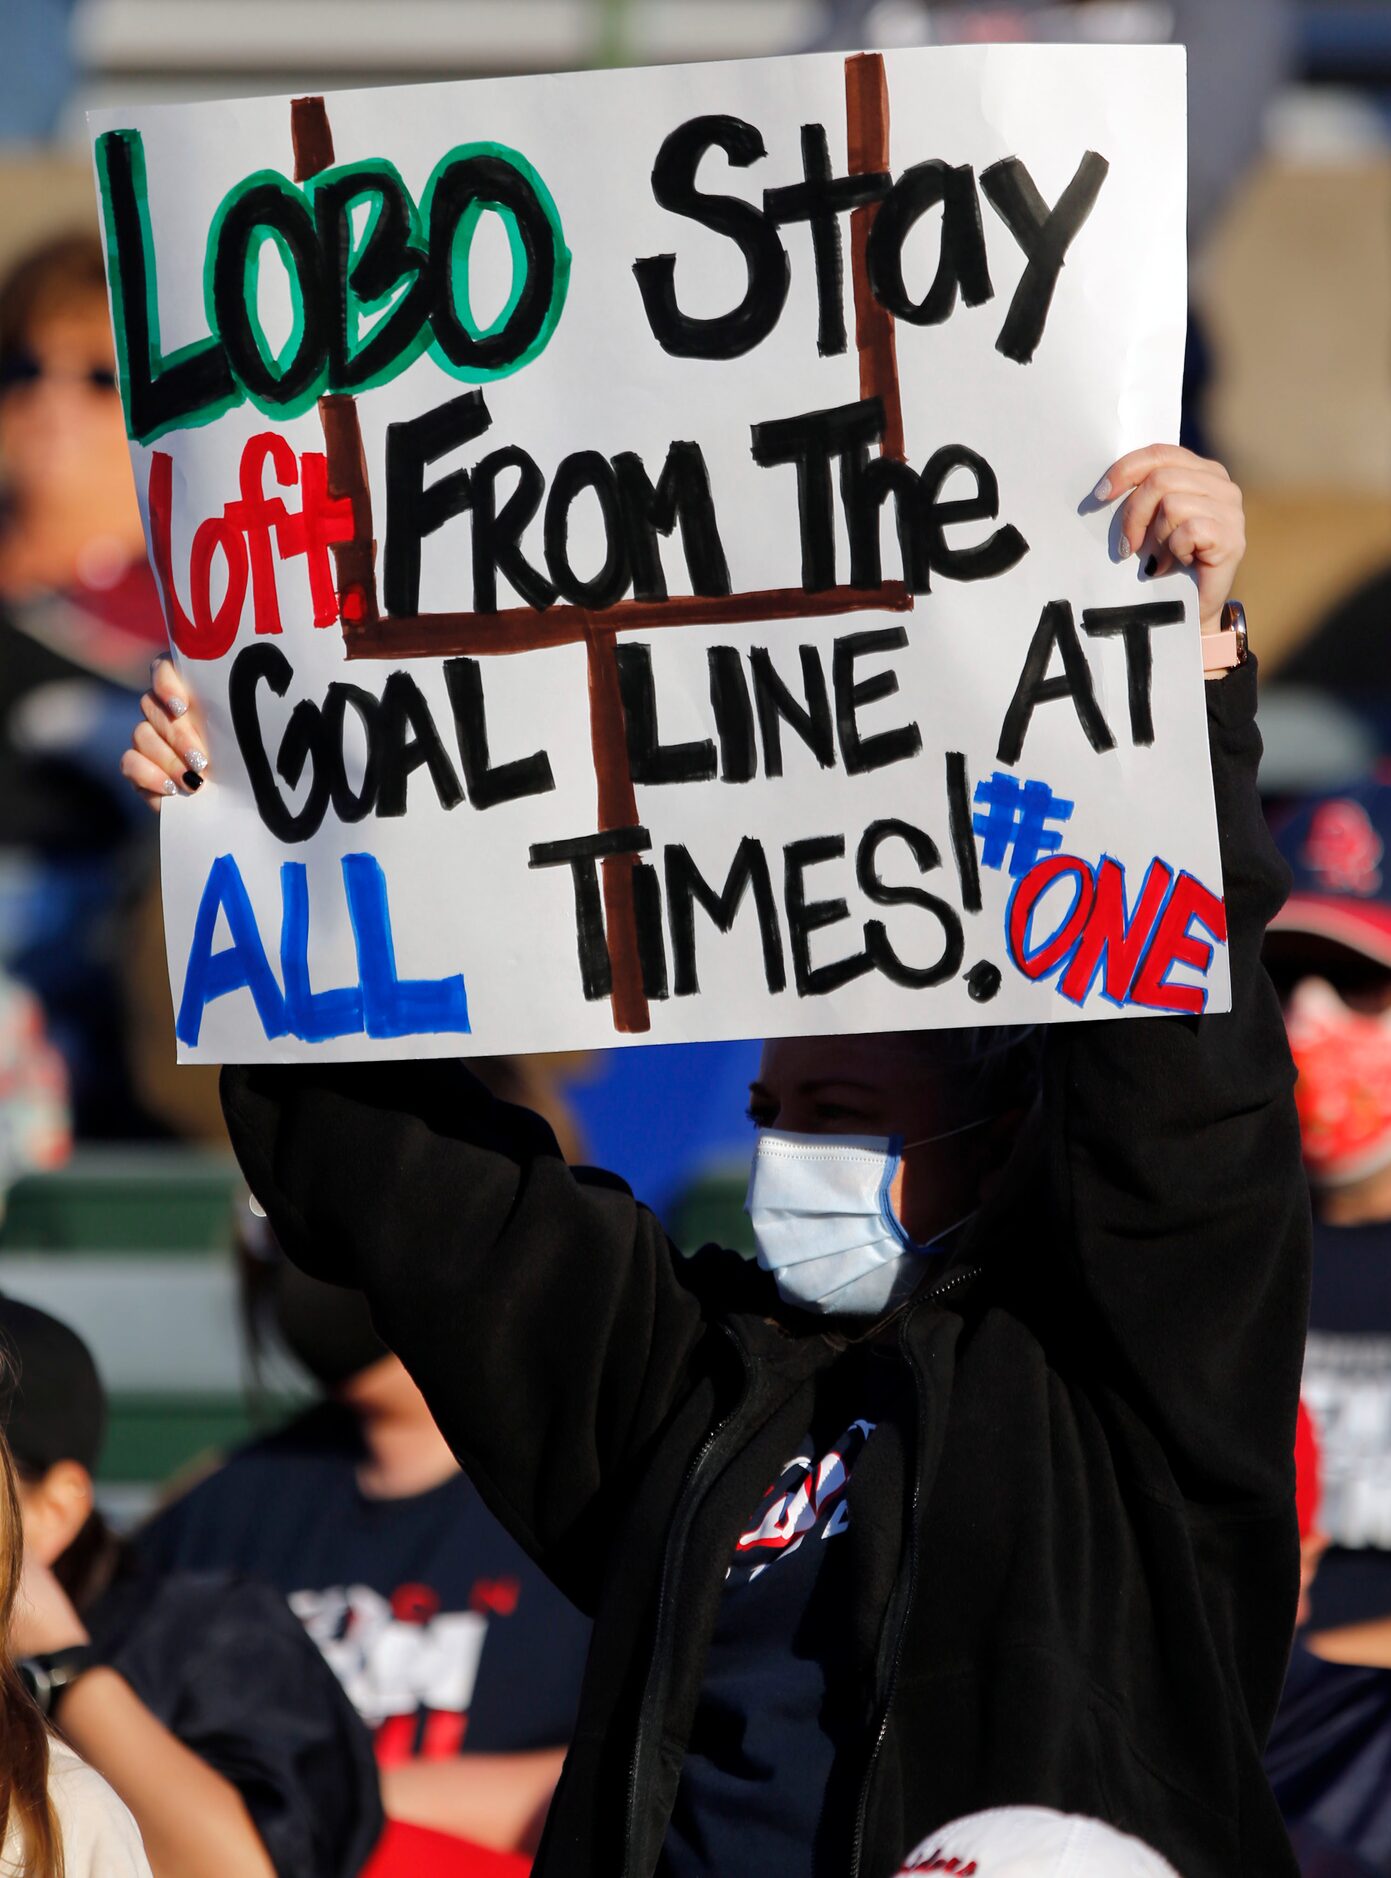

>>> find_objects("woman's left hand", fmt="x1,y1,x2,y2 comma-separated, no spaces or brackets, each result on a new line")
13,1554,90,1657
1095,444,1246,635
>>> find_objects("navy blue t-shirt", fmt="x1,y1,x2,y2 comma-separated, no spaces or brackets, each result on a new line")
137,1404,591,1765
660,1351,897,1878
1268,1644,1391,1874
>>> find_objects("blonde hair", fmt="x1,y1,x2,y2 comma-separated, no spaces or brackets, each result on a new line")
0,1419,64,1878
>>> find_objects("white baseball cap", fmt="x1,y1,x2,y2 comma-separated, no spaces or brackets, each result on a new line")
896,1807,1182,1876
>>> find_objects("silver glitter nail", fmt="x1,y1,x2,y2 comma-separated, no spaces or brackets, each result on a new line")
185,748,208,773
168,696,187,718
162,778,177,796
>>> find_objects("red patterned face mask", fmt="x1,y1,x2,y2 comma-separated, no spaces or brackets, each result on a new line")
1287,978,1391,1185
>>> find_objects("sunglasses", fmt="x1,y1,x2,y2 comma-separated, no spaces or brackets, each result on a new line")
0,350,118,395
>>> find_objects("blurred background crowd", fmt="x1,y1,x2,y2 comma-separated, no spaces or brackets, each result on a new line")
0,0,1389,1873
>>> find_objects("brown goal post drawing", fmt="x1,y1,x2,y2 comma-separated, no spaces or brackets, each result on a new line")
290,54,913,1036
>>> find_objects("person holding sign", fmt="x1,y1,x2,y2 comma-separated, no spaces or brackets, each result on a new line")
123,442,1308,1878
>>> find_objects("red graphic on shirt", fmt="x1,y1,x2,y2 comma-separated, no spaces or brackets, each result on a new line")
470,1577,521,1617
392,1582,441,1624
1304,800,1384,895
290,1575,519,1765
730,1419,875,1584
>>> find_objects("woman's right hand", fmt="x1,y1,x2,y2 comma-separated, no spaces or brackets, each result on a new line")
120,655,211,810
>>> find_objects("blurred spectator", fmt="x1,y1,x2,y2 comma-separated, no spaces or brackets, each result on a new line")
1268,1397,1391,1876
137,1209,591,1866
1261,769,1391,1682
0,1294,383,1878
1265,778,1391,1662
0,236,149,605
0,971,69,1216
0,1420,152,1878
1257,782,1391,1872
0,232,167,1138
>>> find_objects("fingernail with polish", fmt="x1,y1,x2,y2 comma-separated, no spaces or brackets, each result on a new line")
1144,554,1159,577
182,771,203,792
184,748,207,773
162,778,177,796
167,696,187,719
1118,536,1131,561
1094,477,1112,502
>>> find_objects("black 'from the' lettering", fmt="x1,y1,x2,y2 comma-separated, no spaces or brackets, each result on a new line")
384,391,493,615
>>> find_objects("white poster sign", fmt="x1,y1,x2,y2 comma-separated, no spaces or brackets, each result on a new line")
90,43,1229,1063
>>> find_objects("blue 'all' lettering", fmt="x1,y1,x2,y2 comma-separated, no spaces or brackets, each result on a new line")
176,851,471,1047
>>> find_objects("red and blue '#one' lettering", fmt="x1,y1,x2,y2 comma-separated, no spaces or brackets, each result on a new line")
974,768,1227,1014
1006,850,1227,1014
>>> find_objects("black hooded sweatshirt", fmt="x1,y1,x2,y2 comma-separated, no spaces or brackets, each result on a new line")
221,659,1311,1878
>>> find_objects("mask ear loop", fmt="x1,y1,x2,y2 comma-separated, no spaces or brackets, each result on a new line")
898,1115,996,1154
878,1115,994,1254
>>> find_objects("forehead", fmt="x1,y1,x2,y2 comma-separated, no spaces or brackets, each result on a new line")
757,1033,960,1094
21,301,115,359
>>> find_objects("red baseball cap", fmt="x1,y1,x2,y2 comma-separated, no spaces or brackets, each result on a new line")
1269,781,1391,971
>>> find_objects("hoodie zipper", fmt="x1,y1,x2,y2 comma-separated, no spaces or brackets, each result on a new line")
622,1321,753,1878
623,1261,980,1878
848,1263,981,1878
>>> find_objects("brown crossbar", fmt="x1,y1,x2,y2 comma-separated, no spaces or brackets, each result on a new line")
340,581,913,660
290,54,908,1035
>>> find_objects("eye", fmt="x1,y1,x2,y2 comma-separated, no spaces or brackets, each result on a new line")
812,1101,871,1126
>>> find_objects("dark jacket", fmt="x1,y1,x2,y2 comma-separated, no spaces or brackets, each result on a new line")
222,660,1311,1878
88,1567,384,1878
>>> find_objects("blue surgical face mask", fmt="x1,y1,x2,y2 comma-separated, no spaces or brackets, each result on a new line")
745,1123,988,1318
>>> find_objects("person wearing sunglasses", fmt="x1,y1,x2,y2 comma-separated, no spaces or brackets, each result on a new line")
0,233,149,626
1262,782,1391,1670
0,233,171,1136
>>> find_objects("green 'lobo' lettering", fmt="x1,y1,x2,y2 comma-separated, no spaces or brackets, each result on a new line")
95,127,572,445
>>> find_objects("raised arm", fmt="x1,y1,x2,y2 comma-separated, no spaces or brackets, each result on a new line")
1044,655,1309,1504
219,1059,725,1611
1049,446,1308,1513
